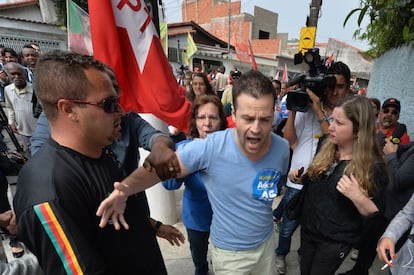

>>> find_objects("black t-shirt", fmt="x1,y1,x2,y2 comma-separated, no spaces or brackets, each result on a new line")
300,160,388,245
14,139,166,275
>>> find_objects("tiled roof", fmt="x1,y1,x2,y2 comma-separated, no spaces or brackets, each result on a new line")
0,14,59,26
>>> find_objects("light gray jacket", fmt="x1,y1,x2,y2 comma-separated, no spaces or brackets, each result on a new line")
381,193,414,274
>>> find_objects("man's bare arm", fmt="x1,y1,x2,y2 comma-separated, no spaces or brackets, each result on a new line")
97,152,189,229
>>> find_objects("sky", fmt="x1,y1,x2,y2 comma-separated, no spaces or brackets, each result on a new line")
163,0,369,51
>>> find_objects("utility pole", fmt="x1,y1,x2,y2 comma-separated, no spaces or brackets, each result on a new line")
177,39,181,64
228,0,231,53
184,0,187,21
295,0,322,64
308,0,322,27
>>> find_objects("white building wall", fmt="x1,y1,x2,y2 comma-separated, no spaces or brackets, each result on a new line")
367,43,414,137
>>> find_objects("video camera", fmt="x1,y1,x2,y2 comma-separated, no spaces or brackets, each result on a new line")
286,48,336,112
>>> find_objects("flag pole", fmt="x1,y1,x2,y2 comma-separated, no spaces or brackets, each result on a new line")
66,0,69,50
138,114,178,225
227,0,231,53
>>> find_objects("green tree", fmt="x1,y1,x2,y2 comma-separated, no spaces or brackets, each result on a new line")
53,0,88,27
344,0,414,57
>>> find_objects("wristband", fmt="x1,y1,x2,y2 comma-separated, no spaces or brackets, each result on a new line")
154,220,162,232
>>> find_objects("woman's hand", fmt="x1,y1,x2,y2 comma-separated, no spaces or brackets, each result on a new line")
336,174,362,200
337,174,379,216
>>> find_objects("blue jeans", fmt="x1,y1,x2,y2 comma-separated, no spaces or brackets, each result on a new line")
187,229,210,275
275,186,301,256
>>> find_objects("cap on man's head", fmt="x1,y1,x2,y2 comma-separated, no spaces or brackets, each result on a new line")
382,98,401,112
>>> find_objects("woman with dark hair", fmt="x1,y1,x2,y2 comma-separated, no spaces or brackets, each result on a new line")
188,94,227,139
186,72,215,104
162,94,227,275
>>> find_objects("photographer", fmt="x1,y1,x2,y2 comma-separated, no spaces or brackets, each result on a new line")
274,61,352,274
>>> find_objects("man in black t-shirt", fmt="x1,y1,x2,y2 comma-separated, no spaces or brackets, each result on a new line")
13,51,178,275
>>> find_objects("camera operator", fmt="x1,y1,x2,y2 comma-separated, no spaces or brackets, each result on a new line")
274,61,353,274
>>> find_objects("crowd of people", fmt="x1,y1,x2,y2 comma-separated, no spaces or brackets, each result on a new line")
0,43,41,265
0,45,413,275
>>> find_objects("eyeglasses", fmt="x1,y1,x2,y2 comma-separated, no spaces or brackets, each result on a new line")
382,108,398,115
66,96,120,113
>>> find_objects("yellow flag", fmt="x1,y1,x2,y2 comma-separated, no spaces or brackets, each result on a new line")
160,21,168,55
186,32,198,66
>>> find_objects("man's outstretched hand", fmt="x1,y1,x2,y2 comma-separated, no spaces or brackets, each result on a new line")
96,182,130,230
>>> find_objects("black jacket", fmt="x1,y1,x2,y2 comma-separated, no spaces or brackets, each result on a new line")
384,142,414,220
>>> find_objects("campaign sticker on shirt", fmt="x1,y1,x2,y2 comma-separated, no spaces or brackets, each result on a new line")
251,169,281,203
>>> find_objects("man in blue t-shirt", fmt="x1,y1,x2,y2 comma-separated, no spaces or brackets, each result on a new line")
98,70,290,275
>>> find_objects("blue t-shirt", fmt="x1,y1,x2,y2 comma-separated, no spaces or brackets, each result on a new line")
178,128,289,250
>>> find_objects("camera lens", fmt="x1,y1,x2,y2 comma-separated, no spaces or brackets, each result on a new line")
286,89,310,112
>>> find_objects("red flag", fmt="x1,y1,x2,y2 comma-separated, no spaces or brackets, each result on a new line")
234,41,257,70
248,40,258,71
89,0,191,132
325,53,334,67
282,64,288,82
234,42,250,63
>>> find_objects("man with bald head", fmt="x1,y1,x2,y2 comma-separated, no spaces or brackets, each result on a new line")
4,62,37,157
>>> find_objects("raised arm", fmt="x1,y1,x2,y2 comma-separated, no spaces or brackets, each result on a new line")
97,152,189,229
283,110,297,149
336,174,379,216
307,89,330,134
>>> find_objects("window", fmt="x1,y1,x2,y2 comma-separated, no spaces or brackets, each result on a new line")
258,30,270,40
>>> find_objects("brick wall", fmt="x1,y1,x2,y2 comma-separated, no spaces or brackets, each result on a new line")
252,40,280,58
182,0,280,58
182,0,241,24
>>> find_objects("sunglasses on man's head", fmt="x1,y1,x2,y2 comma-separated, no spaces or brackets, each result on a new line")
382,108,398,115
66,96,120,113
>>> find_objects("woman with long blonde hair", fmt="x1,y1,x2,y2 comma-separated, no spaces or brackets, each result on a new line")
290,96,389,275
